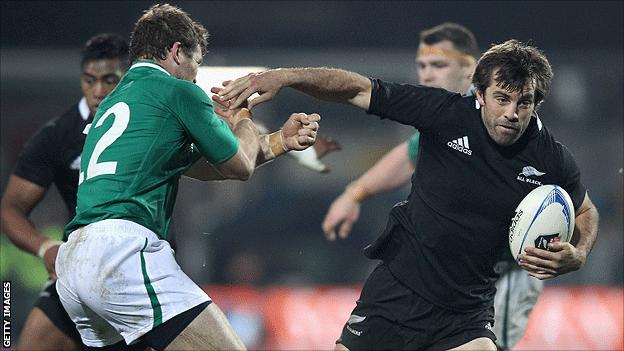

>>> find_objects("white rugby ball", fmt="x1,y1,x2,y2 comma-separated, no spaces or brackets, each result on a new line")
508,185,575,260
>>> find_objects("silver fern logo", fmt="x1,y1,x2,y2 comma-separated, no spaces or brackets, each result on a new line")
517,166,545,185
347,314,366,325
70,155,82,170
520,166,545,177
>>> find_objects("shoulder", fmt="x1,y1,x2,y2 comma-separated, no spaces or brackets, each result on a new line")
35,103,82,140
175,79,210,99
157,78,212,106
533,117,579,172
534,117,562,153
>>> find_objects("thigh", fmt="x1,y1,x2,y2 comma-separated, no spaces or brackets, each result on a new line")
23,280,82,346
418,302,496,350
448,337,497,351
165,303,245,351
336,264,408,350
17,307,79,351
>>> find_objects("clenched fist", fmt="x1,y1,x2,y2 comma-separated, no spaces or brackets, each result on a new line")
281,113,321,151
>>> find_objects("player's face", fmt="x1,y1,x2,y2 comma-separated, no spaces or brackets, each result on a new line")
477,71,536,147
81,59,124,116
177,45,203,83
80,59,124,115
416,40,471,94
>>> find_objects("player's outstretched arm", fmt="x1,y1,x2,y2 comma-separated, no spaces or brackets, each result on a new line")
212,93,340,173
322,141,415,241
214,67,372,111
519,193,599,280
0,175,61,278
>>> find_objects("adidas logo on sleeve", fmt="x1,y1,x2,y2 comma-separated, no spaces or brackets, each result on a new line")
447,136,472,155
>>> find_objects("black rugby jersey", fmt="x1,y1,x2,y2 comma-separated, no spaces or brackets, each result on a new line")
13,98,91,222
364,79,586,312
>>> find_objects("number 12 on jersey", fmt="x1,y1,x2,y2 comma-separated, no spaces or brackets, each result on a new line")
79,102,130,184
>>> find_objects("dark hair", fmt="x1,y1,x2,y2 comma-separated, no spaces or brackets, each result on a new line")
420,22,479,59
473,40,553,108
81,33,129,69
129,3,208,63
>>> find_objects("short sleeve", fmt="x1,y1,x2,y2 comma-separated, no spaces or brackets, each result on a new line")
367,78,461,130
171,82,239,164
13,122,57,188
406,132,421,163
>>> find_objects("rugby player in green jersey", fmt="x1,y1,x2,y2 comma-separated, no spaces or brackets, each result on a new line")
1,33,129,351
54,4,319,350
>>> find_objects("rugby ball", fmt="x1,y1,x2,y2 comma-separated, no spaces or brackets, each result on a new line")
508,185,575,260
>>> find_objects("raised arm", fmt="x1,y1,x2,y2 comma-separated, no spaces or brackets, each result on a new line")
215,67,372,111
519,192,599,280
322,141,415,240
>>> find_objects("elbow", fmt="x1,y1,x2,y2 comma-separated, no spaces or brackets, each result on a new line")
236,169,253,181
233,162,255,181
0,199,15,232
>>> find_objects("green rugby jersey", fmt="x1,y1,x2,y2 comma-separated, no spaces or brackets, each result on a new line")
65,61,239,239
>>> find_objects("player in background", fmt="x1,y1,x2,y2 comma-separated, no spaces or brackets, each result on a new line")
217,39,599,350
322,22,477,240
0,33,129,350
320,23,537,350
54,4,319,350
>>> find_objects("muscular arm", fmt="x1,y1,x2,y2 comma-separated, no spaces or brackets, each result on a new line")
322,141,415,240
186,131,282,181
185,109,320,181
519,192,599,280
284,68,372,109
568,193,599,259
217,67,373,111
186,115,259,181
1,175,48,254
1,175,60,277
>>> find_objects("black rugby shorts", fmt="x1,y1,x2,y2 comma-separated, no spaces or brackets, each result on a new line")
337,263,496,350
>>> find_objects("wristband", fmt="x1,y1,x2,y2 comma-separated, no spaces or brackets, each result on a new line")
38,240,62,258
261,133,275,161
279,129,289,152
346,182,370,203
269,130,291,157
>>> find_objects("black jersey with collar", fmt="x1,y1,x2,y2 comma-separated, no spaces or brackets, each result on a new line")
364,78,586,312
13,99,91,220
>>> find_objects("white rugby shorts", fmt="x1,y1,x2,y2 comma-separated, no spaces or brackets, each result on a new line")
56,219,210,347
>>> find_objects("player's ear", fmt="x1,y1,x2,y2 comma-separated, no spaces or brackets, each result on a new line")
171,42,183,65
476,88,486,106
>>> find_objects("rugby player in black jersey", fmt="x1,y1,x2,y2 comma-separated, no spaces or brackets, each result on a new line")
1,33,129,350
217,39,599,350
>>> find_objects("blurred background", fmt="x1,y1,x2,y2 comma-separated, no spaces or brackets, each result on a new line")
1,1,622,349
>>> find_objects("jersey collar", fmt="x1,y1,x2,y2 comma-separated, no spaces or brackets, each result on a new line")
78,97,90,121
129,61,171,76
